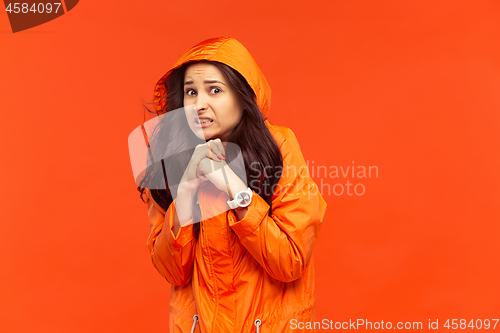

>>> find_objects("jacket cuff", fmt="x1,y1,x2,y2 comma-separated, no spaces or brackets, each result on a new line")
228,191,269,239
166,199,195,248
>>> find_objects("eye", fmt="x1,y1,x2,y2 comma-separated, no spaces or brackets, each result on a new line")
211,87,222,94
185,89,196,96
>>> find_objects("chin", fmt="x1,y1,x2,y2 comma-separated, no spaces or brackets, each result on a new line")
203,131,219,141
205,136,221,142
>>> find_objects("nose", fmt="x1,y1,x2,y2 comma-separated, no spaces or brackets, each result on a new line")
195,93,208,114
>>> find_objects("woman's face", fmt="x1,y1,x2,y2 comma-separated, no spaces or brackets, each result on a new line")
183,62,244,142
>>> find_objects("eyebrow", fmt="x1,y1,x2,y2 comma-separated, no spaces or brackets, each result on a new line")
184,80,227,86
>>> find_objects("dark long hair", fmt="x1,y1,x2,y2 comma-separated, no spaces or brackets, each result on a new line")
137,60,283,239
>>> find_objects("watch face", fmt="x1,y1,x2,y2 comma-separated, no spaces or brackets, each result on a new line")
237,192,251,207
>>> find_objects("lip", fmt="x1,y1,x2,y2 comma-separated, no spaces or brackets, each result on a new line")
194,117,214,128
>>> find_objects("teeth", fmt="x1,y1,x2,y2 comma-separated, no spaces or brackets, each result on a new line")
198,119,212,124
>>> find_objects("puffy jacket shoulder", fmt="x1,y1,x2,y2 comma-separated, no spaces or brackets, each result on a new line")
265,121,296,149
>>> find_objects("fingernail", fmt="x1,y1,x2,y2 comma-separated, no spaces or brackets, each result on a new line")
222,154,226,159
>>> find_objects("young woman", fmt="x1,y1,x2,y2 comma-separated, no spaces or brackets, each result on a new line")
137,37,327,333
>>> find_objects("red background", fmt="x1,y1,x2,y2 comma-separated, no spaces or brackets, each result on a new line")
1,0,499,331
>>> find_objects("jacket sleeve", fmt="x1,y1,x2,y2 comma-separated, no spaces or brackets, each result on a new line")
145,189,197,286
228,128,327,283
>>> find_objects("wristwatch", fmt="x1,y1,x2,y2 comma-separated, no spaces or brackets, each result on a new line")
227,188,253,209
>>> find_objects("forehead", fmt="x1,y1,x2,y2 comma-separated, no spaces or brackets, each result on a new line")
184,62,224,80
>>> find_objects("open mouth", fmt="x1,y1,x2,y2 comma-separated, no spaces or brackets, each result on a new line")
195,118,214,124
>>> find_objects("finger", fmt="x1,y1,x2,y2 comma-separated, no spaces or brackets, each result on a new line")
207,141,223,161
214,138,225,153
198,157,216,176
214,138,226,159
209,138,226,160
194,143,214,162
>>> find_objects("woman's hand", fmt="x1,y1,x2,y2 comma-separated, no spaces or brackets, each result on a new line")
197,157,230,193
198,156,249,221
173,139,226,233
178,138,226,194
197,155,249,204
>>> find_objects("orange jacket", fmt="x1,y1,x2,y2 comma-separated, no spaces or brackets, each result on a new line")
144,37,327,333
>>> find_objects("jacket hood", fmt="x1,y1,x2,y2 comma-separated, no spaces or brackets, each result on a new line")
153,37,271,120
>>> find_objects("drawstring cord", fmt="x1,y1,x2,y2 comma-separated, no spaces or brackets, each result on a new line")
190,315,199,333
254,319,261,333
190,314,260,332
